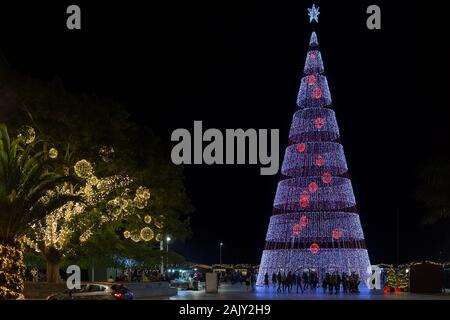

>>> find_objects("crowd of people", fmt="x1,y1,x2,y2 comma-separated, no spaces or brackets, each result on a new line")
263,270,361,294
111,268,169,282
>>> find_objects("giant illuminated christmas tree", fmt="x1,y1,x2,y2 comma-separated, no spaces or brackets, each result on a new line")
257,4,371,285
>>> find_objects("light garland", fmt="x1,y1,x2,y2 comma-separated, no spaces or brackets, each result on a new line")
0,242,25,300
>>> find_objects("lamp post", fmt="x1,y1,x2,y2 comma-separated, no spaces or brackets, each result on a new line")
219,242,223,265
166,236,171,271
160,239,164,274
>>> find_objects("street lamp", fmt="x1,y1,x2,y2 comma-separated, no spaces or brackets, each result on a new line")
219,242,223,265
166,236,171,271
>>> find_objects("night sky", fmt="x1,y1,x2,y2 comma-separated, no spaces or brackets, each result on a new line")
0,1,448,265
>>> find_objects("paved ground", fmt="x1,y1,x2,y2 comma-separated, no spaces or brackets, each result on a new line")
166,283,450,300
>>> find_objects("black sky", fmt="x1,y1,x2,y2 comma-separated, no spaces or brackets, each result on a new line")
1,1,449,265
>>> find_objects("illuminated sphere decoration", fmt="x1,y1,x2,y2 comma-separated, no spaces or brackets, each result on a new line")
309,243,320,254
299,215,308,227
322,171,332,184
332,228,342,240
155,233,162,242
315,117,325,129
312,87,322,99
130,232,141,242
48,148,58,159
140,227,154,241
18,125,36,144
134,197,147,209
136,186,151,200
74,159,93,178
292,223,302,236
99,146,114,162
299,191,310,208
144,215,152,224
307,74,316,85
308,181,319,193
315,154,325,166
296,143,306,153
123,230,131,239
257,26,371,286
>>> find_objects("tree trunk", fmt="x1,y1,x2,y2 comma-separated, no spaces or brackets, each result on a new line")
0,238,25,300
45,247,62,284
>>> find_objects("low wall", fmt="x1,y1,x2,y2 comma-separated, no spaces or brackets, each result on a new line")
24,281,177,299
24,282,67,299
125,281,177,298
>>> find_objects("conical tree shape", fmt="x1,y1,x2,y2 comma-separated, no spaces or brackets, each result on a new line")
257,31,371,285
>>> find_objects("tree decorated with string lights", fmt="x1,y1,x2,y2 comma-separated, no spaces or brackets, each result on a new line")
21,142,162,283
0,124,78,299
257,4,371,285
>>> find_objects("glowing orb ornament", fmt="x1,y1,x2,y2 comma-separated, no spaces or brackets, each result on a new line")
315,117,325,129
296,143,306,153
299,215,308,227
74,159,93,178
310,53,317,60
130,232,141,242
134,197,147,209
292,223,302,236
88,176,99,186
123,230,131,239
332,228,342,240
136,186,151,200
48,148,58,159
18,125,36,144
322,171,332,184
144,215,152,224
99,146,114,162
312,87,322,99
315,155,325,166
155,233,162,242
299,191,310,208
309,243,320,254
140,227,154,241
308,181,319,193
307,75,317,85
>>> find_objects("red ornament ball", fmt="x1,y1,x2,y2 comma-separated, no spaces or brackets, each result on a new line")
312,87,322,99
309,243,320,254
299,191,310,208
292,223,302,236
307,75,316,86
315,155,325,167
315,117,325,129
322,172,332,184
332,228,342,240
296,143,306,153
308,181,319,193
299,215,308,227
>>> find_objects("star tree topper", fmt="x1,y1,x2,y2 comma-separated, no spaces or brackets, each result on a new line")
308,4,320,23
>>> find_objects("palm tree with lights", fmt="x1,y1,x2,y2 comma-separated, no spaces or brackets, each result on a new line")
0,124,78,299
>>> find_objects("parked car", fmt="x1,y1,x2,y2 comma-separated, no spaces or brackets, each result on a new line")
46,283,134,300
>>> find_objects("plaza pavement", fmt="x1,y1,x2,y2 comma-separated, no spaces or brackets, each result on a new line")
164,283,450,300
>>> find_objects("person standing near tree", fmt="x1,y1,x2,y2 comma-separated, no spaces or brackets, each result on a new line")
296,272,304,294
264,272,269,288
302,271,309,291
272,272,277,290
335,272,341,294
